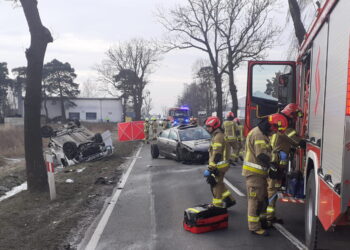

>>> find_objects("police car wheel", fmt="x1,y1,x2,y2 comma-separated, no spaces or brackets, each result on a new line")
305,171,318,250
175,146,182,162
151,144,159,159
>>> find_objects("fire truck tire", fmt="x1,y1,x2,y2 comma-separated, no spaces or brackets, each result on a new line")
305,171,319,250
151,144,159,159
63,141,78,160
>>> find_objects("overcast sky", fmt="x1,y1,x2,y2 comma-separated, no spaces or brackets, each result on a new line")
0,0,316,115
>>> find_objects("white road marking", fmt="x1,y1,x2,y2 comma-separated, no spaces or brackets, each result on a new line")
224,178,246,197
223,177,307,249
85,146,143,250
273,223,307,250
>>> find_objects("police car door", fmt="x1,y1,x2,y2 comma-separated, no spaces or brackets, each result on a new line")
245,61,296,135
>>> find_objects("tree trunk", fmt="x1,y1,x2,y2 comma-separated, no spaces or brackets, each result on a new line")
43,94,49,123
214,73,223,121
227,51,239,117
288,0,307,46
59,86,66,121
20,0,53,193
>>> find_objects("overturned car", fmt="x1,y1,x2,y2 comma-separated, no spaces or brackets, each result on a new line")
41,121,114,167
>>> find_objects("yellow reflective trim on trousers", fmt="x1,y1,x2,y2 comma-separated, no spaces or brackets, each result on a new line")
217,162,229,169
287,130,297,138
212,143,223,147
243,165,267,175
188,208,200,213
266,206,274,213
248,216,260,222
249,191,256,197
212,198,223,206
222,190,231,198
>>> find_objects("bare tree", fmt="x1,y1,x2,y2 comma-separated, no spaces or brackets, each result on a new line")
17,0,53,193
212,0,278,115
96,39,161,120
196,66,216,115
288,0,307,46
158,0,229,120
142,90,152,118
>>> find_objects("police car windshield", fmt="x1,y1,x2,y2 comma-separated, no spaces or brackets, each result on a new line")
178,127,211,141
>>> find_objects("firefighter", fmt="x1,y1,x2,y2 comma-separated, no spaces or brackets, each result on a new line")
243,113,288,236
190,117,198,126
162,119,169,130
223,112,239,165
204,116,236,208
151,117,158,140
266,103,306,224
143,118,150,144
234,117,245,162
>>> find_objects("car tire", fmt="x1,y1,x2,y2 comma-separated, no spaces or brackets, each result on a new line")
305,171,319,250
175,146,182,162
41,125,54,138
151,144,159,159
63,141,78,160
93,133,103,143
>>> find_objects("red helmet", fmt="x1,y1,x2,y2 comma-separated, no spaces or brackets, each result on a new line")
268,113,288,132
205,116,221,130
226,111,234,118
234,117,240,124
281,103,303,119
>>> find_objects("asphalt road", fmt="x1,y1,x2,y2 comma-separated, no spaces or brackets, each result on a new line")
81,144,350,250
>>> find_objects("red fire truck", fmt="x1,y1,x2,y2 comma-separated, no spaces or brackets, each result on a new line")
167,106,191,126
244,0,350,248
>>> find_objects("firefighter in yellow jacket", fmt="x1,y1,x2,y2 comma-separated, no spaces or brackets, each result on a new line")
234,117,245,162
223,112,239,164
243,113,288,236
143,118,150,144
204,116,236,208
266,104,306,223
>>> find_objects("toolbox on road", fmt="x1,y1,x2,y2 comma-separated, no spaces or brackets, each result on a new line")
183,204,228,234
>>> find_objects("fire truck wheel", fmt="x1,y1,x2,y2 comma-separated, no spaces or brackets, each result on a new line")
63,141,78,160
151,144,159,159
305,171,319,250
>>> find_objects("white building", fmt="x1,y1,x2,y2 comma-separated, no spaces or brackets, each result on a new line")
41,97,123,122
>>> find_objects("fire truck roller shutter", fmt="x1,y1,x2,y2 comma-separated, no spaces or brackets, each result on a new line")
321,0,350,213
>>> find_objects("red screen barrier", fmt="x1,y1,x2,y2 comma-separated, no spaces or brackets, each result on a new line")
118,121,145,141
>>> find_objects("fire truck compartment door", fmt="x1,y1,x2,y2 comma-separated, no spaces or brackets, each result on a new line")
320,0,350,213
245,61,296,134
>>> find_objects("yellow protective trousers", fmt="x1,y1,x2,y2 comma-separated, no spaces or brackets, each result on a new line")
211,166,236,208
246,175,268,231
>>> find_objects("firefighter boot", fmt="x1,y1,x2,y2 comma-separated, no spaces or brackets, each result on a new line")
251,229,269,236
223,196,236,208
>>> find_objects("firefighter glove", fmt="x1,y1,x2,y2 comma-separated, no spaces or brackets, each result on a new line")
279,151,288,161
206,174,217,186
268,164,284,179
